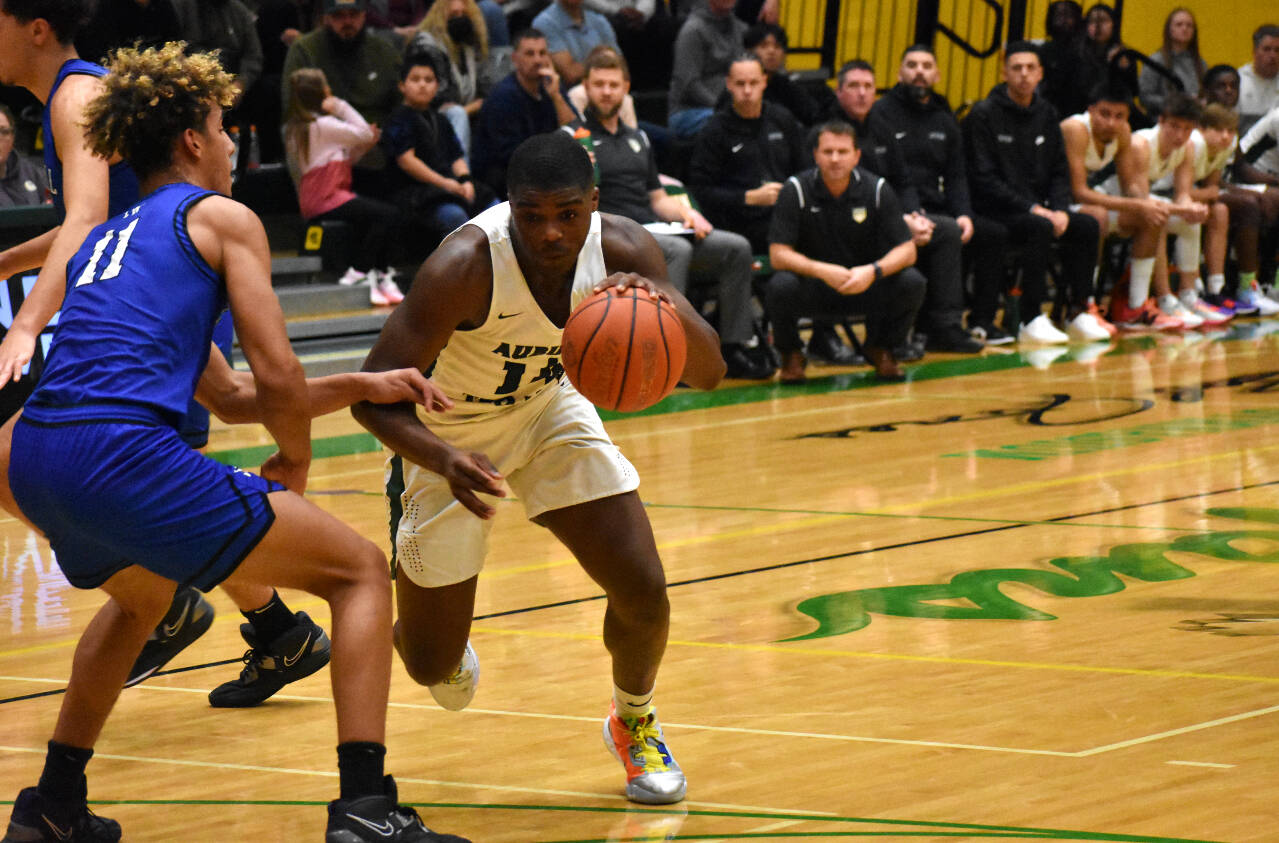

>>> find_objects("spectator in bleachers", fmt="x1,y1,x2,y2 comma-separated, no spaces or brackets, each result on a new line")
533,0,617,86
74,0,185,65
1060,82,1168,333
1202,63,1240,114
1082,4,1139,107
743,23,821,126
471,28,578,196
568,45,638,127
0,105,48,208
281,0,403,180
1237,103,1279,301
251,0,311,164
584,0,675,90
383,53,496,240
687,53,805,253
1139,8,1205,118
964,42,1100,344
176,0,265,174
1239,24,1279,133
766,121,925,383
407,0,510,158
571,49,772,378
369,0,510,47
284,68,405,305
869,46,985,353
668,0,746,138
1038,0,1088,119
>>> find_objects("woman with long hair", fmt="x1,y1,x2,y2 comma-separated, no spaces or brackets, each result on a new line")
1140,7,1207,116
283,67,404,305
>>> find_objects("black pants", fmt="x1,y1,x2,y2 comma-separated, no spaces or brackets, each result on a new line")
915,213,965,331
966,215,1011,325
765,267,927,353
985,210,1100,324
312,195,400,273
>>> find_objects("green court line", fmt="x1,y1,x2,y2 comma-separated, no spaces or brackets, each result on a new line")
28,801,1222,843
205,329,1270,468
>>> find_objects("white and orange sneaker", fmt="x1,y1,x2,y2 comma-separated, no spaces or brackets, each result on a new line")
1085,301,1118,337
603,702,686,804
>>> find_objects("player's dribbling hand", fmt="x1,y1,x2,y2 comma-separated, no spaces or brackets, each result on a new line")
442,449,506,519
0,328,36,383
363,369,454,412
594,273,672,304
260,451,310,495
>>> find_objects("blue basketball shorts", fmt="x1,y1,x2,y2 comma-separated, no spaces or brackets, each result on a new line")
9,414,283,590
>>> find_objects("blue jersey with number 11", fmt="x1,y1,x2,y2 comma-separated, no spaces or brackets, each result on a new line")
28,182,224,428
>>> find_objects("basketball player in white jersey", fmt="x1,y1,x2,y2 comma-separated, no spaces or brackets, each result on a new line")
1061,82,1177,331
1127,94,1216,327
353,131,725,805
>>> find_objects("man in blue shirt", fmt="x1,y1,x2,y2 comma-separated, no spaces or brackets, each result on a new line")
533,0,618,87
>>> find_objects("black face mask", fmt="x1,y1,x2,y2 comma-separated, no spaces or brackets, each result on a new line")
447,16,475,44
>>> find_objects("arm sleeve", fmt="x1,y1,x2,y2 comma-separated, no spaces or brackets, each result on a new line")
1240,113,1278,163
875,180,912,249
382,110,417,159
317,102,375,148
767,177,802,247
964,108,1037,214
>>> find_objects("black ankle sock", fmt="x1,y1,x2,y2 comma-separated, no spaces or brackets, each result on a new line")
337,742,386,800
37,741,93,804
242,590,297,644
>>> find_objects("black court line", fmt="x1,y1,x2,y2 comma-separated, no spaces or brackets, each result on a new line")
2,478,1275,706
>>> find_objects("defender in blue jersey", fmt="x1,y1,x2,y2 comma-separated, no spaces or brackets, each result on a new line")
1,43,469,843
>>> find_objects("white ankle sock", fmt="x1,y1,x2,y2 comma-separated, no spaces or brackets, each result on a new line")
1207,273,1225,295
613,684,654,719
1129,257,1155,308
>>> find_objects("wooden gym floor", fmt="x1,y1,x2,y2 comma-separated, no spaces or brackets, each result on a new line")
3,323,1279,841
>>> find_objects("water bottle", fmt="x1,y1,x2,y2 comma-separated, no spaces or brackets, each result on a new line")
571,126,599,183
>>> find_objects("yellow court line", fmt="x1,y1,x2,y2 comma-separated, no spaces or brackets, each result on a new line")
486,442,1279,579
468,626,1279,686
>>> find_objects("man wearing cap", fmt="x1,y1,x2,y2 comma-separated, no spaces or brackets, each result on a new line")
281,0,402,179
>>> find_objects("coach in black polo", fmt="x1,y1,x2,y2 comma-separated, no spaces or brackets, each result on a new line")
766,120,926,382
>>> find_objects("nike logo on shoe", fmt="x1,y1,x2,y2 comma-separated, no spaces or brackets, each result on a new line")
345,813,395,837
41,814,73,841
163,599,192,638
282,633,311,668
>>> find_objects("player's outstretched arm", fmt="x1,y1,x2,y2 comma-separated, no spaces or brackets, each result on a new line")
600,214,726,390
352,227,506,519
0,76,112,384
195,345,453,423
191,196,311,491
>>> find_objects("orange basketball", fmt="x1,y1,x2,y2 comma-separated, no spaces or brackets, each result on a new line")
561,286,687,412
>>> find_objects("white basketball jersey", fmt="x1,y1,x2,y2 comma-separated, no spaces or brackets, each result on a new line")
1137,126,1187,189
1068,111,1119,173
1186,129,1235,183
428,202,608,415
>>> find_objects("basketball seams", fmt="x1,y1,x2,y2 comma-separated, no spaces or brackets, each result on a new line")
655,299,673,397
569,293,612,387
614,288,639,411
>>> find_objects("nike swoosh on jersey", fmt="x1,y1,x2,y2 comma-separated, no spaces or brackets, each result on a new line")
283,633,312,668
497,312,522,319
346,813,395,837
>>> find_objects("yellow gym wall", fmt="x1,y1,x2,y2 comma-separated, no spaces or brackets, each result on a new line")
781,0,1274,112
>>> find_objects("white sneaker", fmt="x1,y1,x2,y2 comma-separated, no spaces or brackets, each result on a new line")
367,270,391,307
1159,297,1203,329
1067,311,1111,342
1239,285,1279,316
428,641,479,711
337,266,367,286
1184,296,1231,326
1018,313,1069,344
376,268,405,305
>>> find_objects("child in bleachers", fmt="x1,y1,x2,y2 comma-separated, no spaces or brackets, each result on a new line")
283,67,405,306
382,53,496,245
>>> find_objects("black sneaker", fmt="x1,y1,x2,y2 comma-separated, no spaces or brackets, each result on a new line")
327,776,470,842
925,324,985,353
806,326,864,365
5,784,121,842
125,586,214,687
208,611,331,708
721,343,775,379
970,321,1014,346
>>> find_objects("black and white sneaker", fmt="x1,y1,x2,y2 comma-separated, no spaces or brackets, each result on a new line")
4,783,121,842
326,777,469,842
125,586,214,687
208,611,331,707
